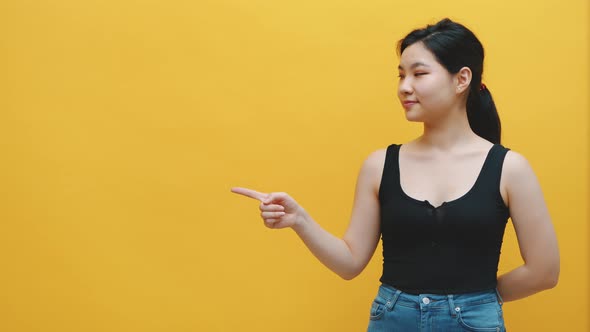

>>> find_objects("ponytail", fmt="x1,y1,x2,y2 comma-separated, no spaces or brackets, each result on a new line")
466,84,502,144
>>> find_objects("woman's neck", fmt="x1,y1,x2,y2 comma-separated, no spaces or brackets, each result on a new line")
417,110,483,151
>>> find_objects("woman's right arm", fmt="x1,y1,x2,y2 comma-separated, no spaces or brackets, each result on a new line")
231,149,385,280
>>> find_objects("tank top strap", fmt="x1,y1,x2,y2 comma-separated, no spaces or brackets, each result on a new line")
476,144,511,192
378,144,402,203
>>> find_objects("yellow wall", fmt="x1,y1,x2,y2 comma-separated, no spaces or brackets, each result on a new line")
1,0,587,331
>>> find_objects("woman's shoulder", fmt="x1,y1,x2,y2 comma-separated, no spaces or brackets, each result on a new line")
503,148,529,168
500,148,547,212
358,148,390,193
502,148,537,183
356,147,391,179
364,147,388,168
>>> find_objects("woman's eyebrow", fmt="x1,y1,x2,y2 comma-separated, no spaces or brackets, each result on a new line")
398,62,430,70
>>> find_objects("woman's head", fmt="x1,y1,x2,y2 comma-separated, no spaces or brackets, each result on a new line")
397,18,502,144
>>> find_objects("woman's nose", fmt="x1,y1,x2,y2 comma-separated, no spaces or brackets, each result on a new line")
398,79,413,95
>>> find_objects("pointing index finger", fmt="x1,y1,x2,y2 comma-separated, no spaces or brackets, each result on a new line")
230,187,268,201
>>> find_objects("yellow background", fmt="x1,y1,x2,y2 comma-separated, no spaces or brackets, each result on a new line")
1,0,587,331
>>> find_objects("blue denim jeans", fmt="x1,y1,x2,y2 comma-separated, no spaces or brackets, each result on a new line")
367,283,506,332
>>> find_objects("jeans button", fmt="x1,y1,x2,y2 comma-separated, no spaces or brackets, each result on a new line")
422,297,430,304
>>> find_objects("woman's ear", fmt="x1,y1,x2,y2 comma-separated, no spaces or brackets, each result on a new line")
455,67,472,94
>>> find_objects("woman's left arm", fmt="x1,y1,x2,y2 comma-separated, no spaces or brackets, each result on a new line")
496,151,560,302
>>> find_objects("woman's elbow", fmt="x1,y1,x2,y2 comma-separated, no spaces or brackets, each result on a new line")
544,267,560,289
340,274,355,281
337,264,365,280
538,262,560,290
339,270,361,281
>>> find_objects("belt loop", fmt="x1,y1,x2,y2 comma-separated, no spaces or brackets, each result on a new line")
495,288,504,306
386,289,402,311
447,294,457,317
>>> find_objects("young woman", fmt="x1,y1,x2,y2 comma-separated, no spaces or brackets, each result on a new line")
231,18,559,332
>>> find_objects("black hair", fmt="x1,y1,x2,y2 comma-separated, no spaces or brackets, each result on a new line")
398,18,502,144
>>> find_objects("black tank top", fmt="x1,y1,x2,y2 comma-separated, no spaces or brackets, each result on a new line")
378,144,510,294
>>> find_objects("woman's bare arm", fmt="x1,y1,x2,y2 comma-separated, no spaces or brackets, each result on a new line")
497,151,560,301
231,149,385,280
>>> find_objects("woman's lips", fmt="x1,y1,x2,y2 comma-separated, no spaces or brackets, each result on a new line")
402,101,418,109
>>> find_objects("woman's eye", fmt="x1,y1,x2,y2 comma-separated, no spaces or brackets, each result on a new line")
415,72,427,76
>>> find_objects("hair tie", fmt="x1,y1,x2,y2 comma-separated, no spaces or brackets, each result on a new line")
480,83,487,91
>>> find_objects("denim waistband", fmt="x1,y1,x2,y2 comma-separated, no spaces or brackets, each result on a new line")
376,283,504,317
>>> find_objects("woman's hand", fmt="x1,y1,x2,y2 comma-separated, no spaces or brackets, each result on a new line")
230,187,304,229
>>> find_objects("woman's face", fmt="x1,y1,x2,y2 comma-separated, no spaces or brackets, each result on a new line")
397,42,458,122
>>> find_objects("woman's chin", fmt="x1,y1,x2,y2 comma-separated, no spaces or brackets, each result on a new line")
403,113,424,122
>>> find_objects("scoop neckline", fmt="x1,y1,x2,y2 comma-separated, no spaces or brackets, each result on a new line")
397,144,497,209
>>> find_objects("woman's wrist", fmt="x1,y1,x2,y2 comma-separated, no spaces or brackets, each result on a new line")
291,207,310,233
